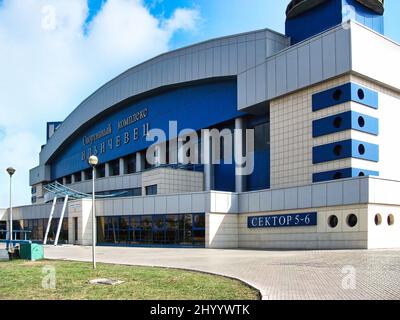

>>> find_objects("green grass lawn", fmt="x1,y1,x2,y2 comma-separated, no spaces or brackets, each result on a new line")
0,260,259,300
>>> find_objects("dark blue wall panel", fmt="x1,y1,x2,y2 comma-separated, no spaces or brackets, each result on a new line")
313,139,379,164
285,0,342,44
312,111,379,137
50,80,243,179
286,0,384,45
313,167,379,182
214,163,236,192
246,149,270,191
312,83,378,112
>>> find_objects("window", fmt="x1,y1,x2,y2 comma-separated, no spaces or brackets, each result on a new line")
65,176,72,185
357,89,365,100
31,187,37,194
0,221,6,240
333,145,343,156
333,117,342,129
388,214,395,226
358,144,365,155
109,160,120,176
97,213,206,247
358,116,365,128
31,196,37,204
333,89,342,101
253,122,270,151
119,217,129,243
146,185,158,196
74,172,82,183
141,215,153,243
347,214,358,228
84,168,92,180
375,214,382,226
126,154,137,174
333,172,342,180
97,164,106,178
328,215,338,228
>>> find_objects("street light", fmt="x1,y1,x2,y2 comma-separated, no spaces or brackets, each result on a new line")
6,167,16,251
88,155,98,270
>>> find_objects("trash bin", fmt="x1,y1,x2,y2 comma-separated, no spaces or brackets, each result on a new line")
19,243,44,261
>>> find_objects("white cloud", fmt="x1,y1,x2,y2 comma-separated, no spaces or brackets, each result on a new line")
0,0,200,207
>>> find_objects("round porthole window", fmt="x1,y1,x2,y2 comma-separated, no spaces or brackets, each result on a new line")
358,144,365,155
328,215,339,228
388,214,395,226
333,172,342,180
333,117,343,128
357,89,365,100
347,214,358,228
333,89,342,101
334,145,343,156
375,214,382,226
358,116,365,128
358,172,365,177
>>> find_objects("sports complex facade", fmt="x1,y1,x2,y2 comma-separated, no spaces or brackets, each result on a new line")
1,0,400,250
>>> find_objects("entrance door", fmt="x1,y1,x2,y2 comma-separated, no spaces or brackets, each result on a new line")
74,217,78,245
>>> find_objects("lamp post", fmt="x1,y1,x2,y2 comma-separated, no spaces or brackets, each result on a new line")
6,167,16,251
88,155,98,270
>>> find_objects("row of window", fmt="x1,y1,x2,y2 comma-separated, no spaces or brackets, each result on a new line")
97,213,206,246
327,213,397,228
0,219,69,243
328,214,358,228
49,117,270,192
374,213,395,226
54,151,154,186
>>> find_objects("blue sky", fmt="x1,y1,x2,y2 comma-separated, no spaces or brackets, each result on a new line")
87,0,400,47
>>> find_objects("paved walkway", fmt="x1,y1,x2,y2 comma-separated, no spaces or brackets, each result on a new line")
41,245,400,300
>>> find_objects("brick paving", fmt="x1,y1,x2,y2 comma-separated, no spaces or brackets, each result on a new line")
39,245,400,300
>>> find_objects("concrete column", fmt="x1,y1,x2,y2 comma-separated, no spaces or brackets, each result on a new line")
81,171,85,181
119,158,125,175
62,177,67,185
203,132,214,191
235,117,246,193
105,163,110,177
71,174,76,184
136,152,143,172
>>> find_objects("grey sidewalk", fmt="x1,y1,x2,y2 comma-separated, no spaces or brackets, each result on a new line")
41,245,400,300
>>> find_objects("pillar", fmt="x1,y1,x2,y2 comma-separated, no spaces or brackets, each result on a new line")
105,162,110,177
203,131,214,191
235,117,246,193
136,152,143,172
119,158,125,175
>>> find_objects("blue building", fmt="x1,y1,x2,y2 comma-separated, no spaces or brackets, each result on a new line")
2,0,400,250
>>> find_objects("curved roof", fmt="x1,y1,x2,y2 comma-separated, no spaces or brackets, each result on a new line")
38,28,288,166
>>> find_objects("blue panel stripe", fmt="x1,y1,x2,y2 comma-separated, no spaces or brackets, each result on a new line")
313,168,379,183
312,139,379,164
312,111,379,137
312,83,378,112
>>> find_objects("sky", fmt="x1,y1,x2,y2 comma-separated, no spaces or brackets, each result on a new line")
0,0,399,208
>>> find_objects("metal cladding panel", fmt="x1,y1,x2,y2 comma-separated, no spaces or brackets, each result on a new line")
237,24,352,110
286,49,299,91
